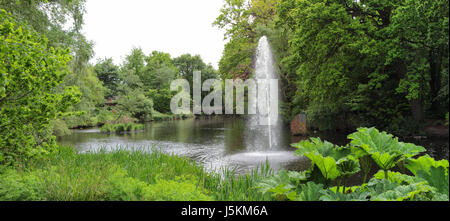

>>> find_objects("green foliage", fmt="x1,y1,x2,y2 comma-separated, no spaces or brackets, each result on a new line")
148,88,173,114
0,0,87,48
366,179,435,201
256,170,300,201
213,0,281,80
61,63,107,129
100,123,144,134
0,169,46,201
349,127,426,173
116,89,153,122
372,170,421,185
50,119,72,136
406,155,449,176
319,188,370,201
94,58,120,98
416,167,449,196
0,9,80,165
143,178,213,201
296,182,324,201
106,169,212,201
292,138,357,184
215,0,449,130
174,54,218,92
305,153,341,182
406,155,449,196
0,147,271,201
259,128,448,201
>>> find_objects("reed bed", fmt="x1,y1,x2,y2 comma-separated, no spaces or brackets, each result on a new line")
1,146,273,201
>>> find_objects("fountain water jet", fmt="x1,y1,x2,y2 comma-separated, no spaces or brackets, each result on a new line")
245,36,283,151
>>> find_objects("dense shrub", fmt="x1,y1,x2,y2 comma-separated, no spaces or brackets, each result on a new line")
0,10,80,166
51,119,72,136
0,169,46,201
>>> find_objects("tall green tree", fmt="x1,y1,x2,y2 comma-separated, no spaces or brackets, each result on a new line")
173,54,218,92
0,0,87,48
94,58,121,99
143,51,178,90
115,48,153,121
0,10,80,165
276,0,449,129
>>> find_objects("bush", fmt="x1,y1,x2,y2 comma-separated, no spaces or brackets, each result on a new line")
148,88,173,114
117,89,153,122
106,169,212,201
51,119,72,136
96,109,114,125
144,178,213,201
0,10,80,166
0,169,46,201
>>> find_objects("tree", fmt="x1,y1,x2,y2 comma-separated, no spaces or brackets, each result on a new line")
142,51,178,90
0,10,80,165
388,0,449,118
275,0,449,130
213,0,281,80
173,54,219,91
123,47,146,80
94,58,121,99
0,0,87,48
116,89,153,122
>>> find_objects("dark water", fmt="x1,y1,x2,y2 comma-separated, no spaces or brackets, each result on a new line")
57,117,449,175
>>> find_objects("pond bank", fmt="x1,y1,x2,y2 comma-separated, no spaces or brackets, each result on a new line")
0,147,270,201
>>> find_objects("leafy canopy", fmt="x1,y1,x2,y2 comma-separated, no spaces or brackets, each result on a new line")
0,9,80,165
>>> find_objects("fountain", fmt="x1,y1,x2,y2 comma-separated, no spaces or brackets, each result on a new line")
245,36,283,151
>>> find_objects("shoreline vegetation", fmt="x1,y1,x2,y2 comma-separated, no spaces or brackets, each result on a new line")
0,128,448,201
1,0,448,203
100,123,145,134
0,147,272,201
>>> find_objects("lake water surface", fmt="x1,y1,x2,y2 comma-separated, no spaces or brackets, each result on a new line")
57,117,449,175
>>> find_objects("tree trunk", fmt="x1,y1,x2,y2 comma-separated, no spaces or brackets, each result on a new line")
410,98,424,123
429,49,442,115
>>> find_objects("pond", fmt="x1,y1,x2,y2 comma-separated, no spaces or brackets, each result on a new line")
57,117,449,175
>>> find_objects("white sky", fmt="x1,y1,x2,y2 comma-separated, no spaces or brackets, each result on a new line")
82,0,226,69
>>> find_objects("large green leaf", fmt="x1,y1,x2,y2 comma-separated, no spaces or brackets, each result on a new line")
406,155,449,176
366,179,434,201
372,170,421,185
296,182,324,201
256,170,297,201
292,138,334,157
292,138,355,181
336,157,360,177
371,182,434,201
293,138,350,160
304,152,340,181
348,127,426,170
287,170,310,185
319,188,370,201
417,166,449,196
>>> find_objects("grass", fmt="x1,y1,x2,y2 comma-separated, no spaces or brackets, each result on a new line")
0,146,272,201
151,110,194,121
100,123,145,134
